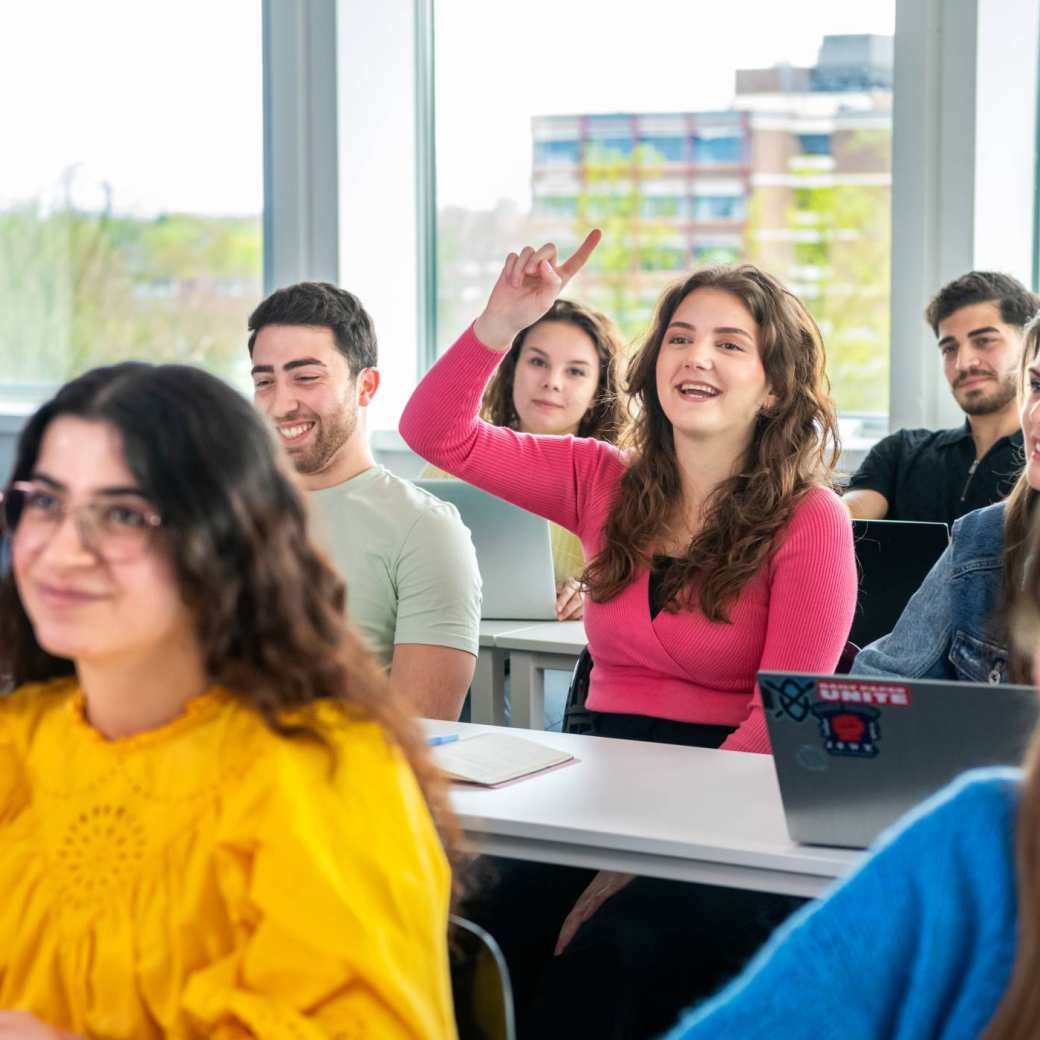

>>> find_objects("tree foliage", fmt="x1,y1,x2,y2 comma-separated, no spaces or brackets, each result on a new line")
746,129,892,414
572,143,680,342
0,173,261,393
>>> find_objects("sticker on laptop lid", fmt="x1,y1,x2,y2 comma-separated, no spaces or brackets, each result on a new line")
796,744,829,772
817,679,911,708
811,702,881,758
760,676,815,723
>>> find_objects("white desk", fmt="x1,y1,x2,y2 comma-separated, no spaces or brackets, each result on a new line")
494,621,588,729
426,720,862,898
471,620,588,728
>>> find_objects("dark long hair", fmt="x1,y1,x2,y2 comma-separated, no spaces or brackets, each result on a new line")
584,265,839,621
480,298,628,443
0,362,455,845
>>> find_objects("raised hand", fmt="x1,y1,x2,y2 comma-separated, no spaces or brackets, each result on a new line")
473,229,602,351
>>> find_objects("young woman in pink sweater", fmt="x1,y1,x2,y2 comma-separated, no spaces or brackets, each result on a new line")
400,231,857,1038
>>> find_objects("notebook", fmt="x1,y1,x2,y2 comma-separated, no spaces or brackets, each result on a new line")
431,732,575,786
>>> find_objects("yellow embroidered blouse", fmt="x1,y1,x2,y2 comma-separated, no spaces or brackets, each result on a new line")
0,679,456,1039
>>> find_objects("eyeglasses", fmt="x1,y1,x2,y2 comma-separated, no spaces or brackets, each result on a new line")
0,480,163,562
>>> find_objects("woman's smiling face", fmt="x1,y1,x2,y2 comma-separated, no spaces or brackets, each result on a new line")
12,416,194,667
654,287,774,446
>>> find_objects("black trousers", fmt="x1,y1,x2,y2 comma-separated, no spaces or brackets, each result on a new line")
460,711,806,1040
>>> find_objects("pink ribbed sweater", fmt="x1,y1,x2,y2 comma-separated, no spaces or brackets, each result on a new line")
400,326,857,753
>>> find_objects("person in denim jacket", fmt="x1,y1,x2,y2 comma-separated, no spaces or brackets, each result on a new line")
853,313,1040,686
851,501,1009,683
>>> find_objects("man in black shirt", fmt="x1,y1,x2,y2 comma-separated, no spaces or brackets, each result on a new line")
845,272,1037,525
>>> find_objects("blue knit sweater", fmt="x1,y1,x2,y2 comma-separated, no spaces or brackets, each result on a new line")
668,769,1022,1039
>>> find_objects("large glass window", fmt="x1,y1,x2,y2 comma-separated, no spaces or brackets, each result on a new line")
435,1,896,420
0,1,263,402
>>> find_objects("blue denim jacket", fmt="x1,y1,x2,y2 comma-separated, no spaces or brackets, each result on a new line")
851,502,1007,683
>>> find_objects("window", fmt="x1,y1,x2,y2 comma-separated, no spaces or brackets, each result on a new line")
692,241,743,264
690,195,746,221
434,1,896,416
0,3,263,400
692,133,745,165
641,196,685,219
798,133,833,156
640,242,687,271
534,139,582,165
639,136,687,163
536,196,581,218
587,136,635,159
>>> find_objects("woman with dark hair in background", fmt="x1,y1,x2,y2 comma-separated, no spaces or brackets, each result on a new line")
426,296,627,620
0,363,457,1039
401,231,857,1038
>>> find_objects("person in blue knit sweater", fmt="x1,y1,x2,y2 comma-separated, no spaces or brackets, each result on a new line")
668,322,1040,1040
667,766,1019,1039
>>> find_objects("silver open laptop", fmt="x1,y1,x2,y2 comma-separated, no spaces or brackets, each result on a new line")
759,671,1037,848
415,479,557,620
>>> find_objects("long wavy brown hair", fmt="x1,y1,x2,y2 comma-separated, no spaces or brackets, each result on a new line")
480,298,628,443
1001,316,1040,684
583,265,840,621
0,362,457,851
981,497,1040,1039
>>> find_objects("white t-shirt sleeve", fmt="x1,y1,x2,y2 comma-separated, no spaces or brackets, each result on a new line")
392,502,481,655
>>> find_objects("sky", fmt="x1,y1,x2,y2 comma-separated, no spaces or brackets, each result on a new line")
436,0,895,209
0,0,263,215
0,0,893,218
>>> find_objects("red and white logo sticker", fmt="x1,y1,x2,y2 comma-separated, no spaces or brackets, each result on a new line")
817,680,912,707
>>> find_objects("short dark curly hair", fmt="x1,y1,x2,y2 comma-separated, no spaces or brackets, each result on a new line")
247,282,377,374
924,271,1040,337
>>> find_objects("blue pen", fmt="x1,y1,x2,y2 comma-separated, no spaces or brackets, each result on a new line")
427,733,461,747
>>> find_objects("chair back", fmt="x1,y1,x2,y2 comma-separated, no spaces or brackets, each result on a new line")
562,646,594,734
836,640,861,675
450,914,516,1040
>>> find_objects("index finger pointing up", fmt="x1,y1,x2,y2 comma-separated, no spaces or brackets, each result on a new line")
557,228,602,284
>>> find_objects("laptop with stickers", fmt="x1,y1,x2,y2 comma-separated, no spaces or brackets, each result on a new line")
850,519,950,649
759,671,1038,848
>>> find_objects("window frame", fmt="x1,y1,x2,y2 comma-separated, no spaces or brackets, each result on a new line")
888,0,1039,433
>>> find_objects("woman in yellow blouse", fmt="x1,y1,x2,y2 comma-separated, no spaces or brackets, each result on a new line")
426,298,627,620
0,362,457,1039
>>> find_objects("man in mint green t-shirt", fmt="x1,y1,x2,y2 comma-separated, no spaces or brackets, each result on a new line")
247,282,480,720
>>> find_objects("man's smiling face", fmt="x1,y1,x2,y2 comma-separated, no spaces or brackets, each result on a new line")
937,301,1023,417
250,323,360,476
